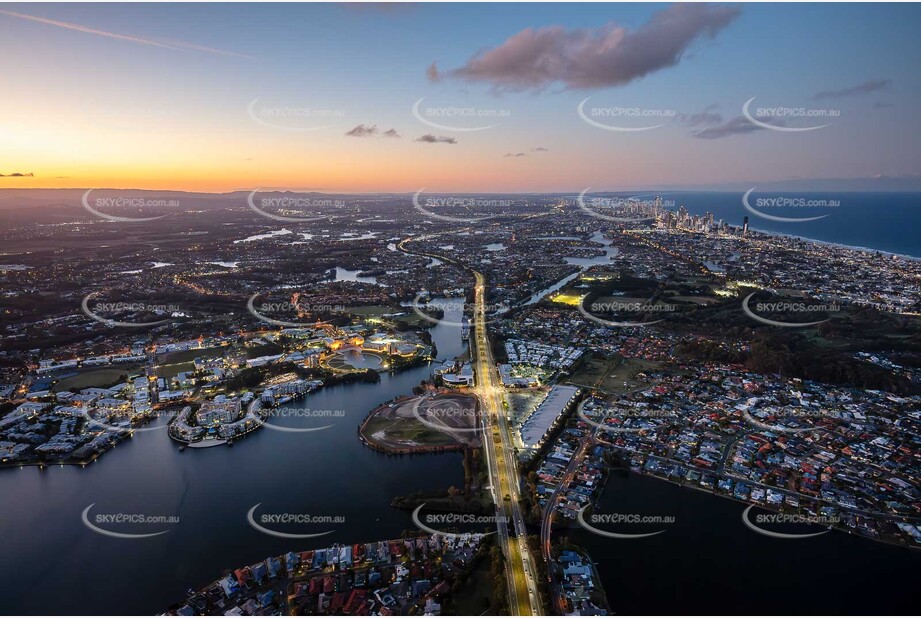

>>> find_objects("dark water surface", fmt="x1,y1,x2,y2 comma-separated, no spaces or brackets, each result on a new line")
567,472,920,615
0,300,468,614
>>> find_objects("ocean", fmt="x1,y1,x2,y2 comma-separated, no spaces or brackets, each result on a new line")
629,191,921,258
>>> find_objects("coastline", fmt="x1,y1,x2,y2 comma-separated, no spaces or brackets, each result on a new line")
626,189,921,260
741,225,921,261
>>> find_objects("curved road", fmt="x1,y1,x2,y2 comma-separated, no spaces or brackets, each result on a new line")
540,400,599,614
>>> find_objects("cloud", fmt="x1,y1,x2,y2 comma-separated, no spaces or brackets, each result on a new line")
426,62,441,82
432,3,739,91
692,115,782,139
504,152,526,158
416,134,457,144
678,103,722,126
0,9,251,58
346,124,400,138
813,79,891,100
533,146,549,152
0,172,34,177
346,124,379,137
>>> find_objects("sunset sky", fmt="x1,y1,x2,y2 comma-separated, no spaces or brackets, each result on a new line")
1,2,919,192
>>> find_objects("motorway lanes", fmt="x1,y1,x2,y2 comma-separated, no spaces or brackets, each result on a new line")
472,273,542,616
396,235,542,615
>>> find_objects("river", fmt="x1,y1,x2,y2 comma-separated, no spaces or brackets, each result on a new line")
0,299,468,614
522,231,619,306
567,471,920,614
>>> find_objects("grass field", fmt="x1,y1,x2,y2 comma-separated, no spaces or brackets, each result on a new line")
669,295,721,306
155,361,195,379
567,354,663,393
245,343,284,359
394,313,437,327
362,416,457,448
52,368,131,393
343,305,400,317
344,305,436,328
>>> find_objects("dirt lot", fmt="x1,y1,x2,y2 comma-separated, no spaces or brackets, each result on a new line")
504,389,549,425
361,391,480,451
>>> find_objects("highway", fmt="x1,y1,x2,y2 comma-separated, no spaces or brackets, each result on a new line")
471,271,542,616
396,234,541,615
